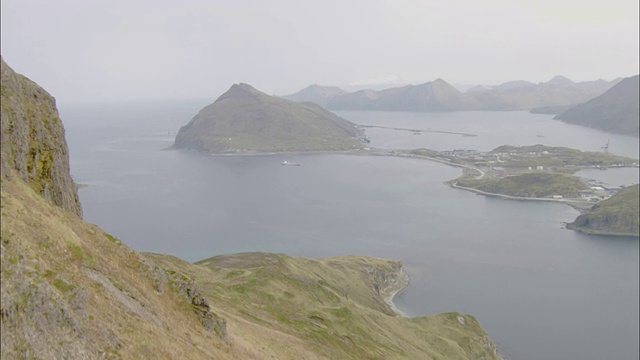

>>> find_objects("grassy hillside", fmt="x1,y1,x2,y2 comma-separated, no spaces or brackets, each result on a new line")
568,184,640,236
1,175,501,359
1,176,232,359
457,173,588,198
173,83,363,153
148,252,502,359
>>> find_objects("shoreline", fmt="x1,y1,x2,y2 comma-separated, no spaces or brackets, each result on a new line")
381,266,410,317
448,181,595,212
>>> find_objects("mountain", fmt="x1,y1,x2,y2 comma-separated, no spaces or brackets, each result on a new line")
568,184,640,236
326,79,482,111
173,83,364,153
554,75,639,136
281,84,346,107
2,58,501,359
466,76,619,111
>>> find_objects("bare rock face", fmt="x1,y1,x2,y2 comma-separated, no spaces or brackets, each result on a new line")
1,57,82,217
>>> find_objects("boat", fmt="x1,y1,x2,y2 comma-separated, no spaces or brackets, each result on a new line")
281,160,301,166
536,134,545,138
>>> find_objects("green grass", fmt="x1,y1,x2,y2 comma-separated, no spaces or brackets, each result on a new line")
569,184,639,236
458,172,587,198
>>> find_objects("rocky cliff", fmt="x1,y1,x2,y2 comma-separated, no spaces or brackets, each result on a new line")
1,57,82,216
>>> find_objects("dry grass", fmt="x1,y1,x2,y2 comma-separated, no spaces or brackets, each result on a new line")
2,175,502,359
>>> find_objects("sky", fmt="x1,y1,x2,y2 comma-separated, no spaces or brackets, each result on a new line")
1,0,638,103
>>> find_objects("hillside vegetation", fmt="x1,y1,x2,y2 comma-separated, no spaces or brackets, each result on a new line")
173,83,363,153
568,184,640,236
457,173,588,198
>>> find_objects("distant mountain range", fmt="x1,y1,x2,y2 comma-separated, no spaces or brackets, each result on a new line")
326,79,481,111
282,76,621,112
554,75,639,137
173,83,363,153
281,84,346,107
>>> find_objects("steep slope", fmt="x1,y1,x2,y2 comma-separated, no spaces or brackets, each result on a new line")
326,79,481,111
148,252,503,360
281,84,346,107
568,184,640,236
1,178,502,359
1,177,232,359
173,83,363,153
1,56,82,216
554,75,639,136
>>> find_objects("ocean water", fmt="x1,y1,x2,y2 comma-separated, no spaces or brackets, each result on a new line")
60,101,639,360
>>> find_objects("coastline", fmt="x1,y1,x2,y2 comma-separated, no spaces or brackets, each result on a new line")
381,266,410,317
448,181,595,212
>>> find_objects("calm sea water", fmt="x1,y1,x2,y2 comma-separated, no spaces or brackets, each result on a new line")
60,101,639,360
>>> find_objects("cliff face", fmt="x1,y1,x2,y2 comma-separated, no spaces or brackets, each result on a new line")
1,57,82,216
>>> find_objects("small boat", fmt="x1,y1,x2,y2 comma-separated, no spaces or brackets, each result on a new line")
536,134,545,138
281,160,301,166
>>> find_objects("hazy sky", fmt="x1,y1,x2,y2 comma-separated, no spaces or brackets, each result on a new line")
1,0,638,102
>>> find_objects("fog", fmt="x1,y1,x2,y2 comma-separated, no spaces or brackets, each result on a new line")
1,0,638,103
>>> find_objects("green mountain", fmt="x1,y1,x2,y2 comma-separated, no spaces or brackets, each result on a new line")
173,83,363,153
281,84,346,107
326,79,482,111
568,184,640,236
554,75,639,136
2,59,501,359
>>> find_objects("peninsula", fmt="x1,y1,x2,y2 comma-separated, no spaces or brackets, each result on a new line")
376,145,638,236
173,83,365,153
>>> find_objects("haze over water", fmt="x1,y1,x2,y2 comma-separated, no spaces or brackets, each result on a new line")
61,101,639,360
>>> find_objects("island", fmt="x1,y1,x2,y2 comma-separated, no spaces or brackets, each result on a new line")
173,83,366,153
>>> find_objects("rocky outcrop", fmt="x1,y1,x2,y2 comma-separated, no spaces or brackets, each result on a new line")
1,57,82,216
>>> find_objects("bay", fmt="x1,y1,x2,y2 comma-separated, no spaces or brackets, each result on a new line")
60,101,639,360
